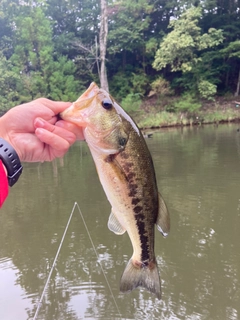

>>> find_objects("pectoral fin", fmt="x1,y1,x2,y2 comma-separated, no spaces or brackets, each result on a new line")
156,192,170,237
108,210,126,235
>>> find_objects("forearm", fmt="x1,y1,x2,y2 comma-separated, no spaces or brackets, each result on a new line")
0,114,9,206
0,124,22,207
0,160,9,207
0,114,9,142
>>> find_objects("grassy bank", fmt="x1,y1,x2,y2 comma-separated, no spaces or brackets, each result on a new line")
137,108,240,129
131,97,240,129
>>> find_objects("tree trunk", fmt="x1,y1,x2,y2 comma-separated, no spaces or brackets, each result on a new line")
234,68,240,97
100,0,109,92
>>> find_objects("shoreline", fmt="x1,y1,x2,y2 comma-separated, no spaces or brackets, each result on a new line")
140,117,240,130
136,98,240,130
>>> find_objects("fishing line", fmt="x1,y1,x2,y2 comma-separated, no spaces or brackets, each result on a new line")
75,202,122,318
33,202,122,319
33,202,76,320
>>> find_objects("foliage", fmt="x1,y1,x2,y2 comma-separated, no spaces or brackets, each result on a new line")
153,7,223,73
48,56,83,101
131,70,149,96
107,0,153,54
109,69,133,101
109,68,148,101
120,93,142,114
138,111,180,128
152,6,224,98
0,4,81,106
173,93,202,114
0,52,20,110
198,80,217,100
150,77,172,96
137,106,240,128
0,0,240,112
200,108,240,124
220,40,240,59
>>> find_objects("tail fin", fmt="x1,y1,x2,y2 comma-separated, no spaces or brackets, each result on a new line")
120,258,161,299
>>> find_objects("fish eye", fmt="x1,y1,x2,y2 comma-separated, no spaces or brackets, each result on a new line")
102,99,113,110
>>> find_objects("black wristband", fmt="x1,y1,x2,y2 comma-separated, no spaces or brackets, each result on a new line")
0,138,23,187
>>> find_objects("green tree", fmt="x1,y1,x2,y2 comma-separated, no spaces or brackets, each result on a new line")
10,7,53,96
153,7,224,99
45,0,104,87
204,0,240,95
49,55,82,101
0,52,20,111
9,5,79,102
1,0,240,105
107,0,154,97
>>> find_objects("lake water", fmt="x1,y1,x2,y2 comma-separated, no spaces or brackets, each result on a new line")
0,123,240,320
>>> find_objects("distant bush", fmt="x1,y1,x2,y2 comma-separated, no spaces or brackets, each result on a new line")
121,93,142,114
138,111,180,128
174,93,202,114
150,77,172,96
198,80,216,100
109,71,132,101
110,68,150,101
131,70,149,96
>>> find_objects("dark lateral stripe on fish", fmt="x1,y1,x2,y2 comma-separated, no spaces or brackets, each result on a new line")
123,158,152,263
128,184,138,197
127,172,136,180
133,206,142,214
135,213,151,262
122,162,134,173
132,198,141,205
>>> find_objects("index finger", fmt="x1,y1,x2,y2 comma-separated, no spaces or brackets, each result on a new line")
36,98,72,115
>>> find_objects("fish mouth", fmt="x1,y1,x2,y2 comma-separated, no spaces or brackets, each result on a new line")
60,82,100,124
76,82,99,101
59,104,79,124
59,97,93,125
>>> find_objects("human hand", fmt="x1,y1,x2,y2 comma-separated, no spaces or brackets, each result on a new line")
0,98,84,162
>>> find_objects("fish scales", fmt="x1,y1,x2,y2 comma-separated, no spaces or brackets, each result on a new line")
60,82,170,299
114,124,158,265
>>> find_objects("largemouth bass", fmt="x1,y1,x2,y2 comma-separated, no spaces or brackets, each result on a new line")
61,82,170,299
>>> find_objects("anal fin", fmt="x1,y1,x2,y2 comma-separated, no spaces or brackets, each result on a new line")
156,192,170,237
108,210,126,235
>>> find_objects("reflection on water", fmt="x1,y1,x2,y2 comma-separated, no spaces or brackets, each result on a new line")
0,258,34,320
0,124,240,319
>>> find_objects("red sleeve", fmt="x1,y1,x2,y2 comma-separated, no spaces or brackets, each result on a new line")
0,160,9,207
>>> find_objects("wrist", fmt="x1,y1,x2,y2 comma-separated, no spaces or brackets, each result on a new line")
0,116,22,162
0,138,23,187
